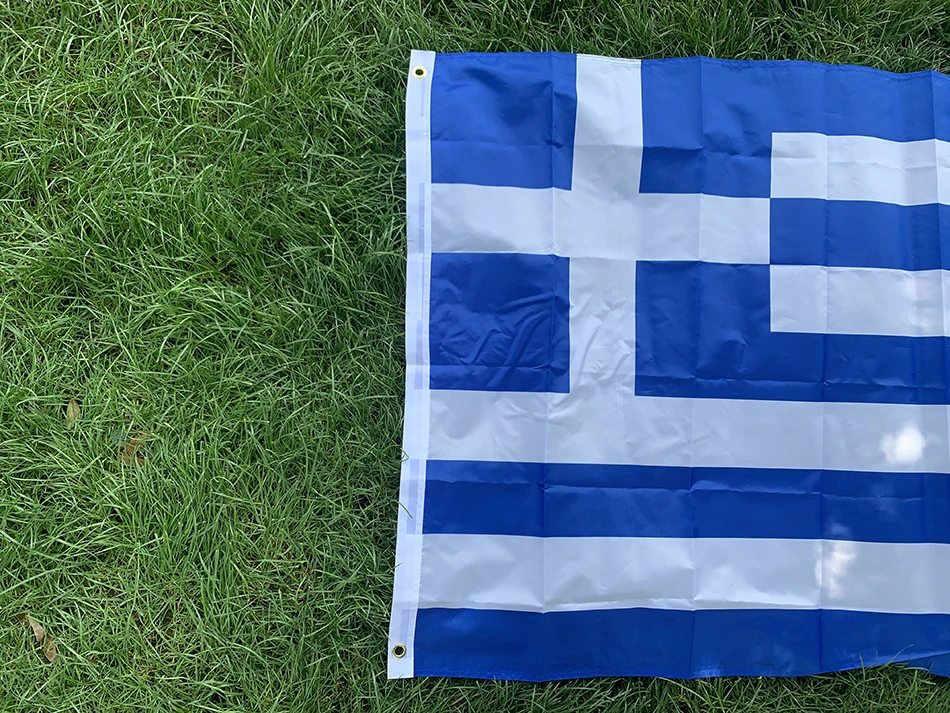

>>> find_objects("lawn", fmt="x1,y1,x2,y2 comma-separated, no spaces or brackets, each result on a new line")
1,0,950,710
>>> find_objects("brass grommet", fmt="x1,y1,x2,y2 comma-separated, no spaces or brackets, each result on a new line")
392,643,407,658
412,66,427,79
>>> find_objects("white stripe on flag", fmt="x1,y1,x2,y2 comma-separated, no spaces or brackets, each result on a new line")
571,54,643,198
429,184,771,264
771,133,950,205
419,534,950,614
428,389,950,472
771,265,950,337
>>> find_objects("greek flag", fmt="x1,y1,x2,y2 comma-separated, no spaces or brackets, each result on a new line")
389,50,950,681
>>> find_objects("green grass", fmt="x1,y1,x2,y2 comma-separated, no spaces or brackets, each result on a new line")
1,0,950,710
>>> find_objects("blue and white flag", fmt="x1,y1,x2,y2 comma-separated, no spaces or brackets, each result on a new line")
389,50,950,681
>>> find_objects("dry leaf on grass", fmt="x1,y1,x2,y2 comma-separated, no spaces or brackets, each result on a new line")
19,613,44,641
42,635,56,662
66,399,80,428
121,432,148,466
18,614,57,662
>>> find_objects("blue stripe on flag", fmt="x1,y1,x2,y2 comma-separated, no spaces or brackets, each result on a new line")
430,52,577,189
635,261,950,404
771,200,950,270
422,460,950,543
910,652,950,677
414,607,950,680
429,252,570,393
639,57,950,196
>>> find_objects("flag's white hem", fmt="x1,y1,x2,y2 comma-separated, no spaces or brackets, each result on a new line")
387,49,435,680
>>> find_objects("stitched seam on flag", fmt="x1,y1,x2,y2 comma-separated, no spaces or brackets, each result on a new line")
539,53,560,678
933,72,950,497
411,55,433,680
550,51,556,196
814,99,824,668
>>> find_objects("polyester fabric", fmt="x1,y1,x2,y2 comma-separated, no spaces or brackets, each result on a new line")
389,49,950,681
